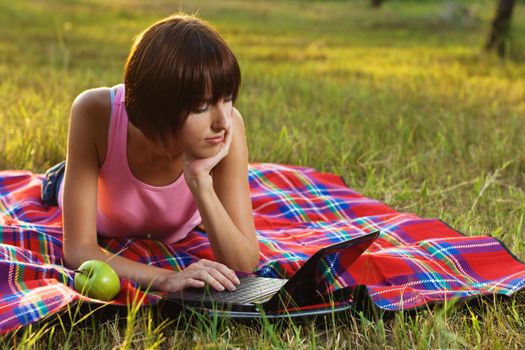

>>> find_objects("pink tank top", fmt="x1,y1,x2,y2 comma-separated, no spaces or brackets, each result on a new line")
59,84,202,244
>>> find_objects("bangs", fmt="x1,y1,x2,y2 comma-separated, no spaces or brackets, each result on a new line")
189,28,241,108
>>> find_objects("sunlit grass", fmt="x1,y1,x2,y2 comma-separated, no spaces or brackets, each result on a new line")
7,293,525,349
1,0,525,348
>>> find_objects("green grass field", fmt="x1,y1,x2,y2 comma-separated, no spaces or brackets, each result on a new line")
1,0,525,348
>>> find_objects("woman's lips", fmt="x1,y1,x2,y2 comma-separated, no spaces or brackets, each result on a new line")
205,135,224,144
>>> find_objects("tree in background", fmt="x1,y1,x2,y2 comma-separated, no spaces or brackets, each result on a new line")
486,0,516,58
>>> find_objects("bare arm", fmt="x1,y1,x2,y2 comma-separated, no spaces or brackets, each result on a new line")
184,108,260,272
62,89,239,293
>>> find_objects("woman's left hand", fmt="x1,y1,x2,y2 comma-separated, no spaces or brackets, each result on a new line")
182,124,234,190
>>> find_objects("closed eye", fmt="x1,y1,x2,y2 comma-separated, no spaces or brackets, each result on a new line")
192,96,233,114
193,103,209,114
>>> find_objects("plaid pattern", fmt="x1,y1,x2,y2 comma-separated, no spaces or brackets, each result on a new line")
1,163,525,334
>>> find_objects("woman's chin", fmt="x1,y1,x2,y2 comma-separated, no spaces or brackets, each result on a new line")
190,145,220,159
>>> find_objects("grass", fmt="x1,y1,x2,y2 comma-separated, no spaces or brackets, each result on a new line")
1,0,525,348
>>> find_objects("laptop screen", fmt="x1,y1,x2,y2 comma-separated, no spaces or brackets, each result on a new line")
264,231,379,309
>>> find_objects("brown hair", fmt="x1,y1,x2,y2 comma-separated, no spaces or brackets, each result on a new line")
124,13,241,140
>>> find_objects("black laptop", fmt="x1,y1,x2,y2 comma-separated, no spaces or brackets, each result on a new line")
166,231,379,319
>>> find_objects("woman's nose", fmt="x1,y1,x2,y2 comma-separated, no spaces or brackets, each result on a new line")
212,103,231,131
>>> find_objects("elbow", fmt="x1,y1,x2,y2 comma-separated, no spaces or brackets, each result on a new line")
250,244,261,272
63,243,101,270
63,245,81,270
236,244,260,273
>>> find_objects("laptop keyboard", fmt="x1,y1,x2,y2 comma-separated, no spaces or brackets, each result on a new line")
173,276,288,304
212,276,287,303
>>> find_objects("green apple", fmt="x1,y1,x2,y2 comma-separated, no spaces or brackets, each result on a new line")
74,260,121,301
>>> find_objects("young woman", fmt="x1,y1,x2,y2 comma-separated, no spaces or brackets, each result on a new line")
42,13,260,294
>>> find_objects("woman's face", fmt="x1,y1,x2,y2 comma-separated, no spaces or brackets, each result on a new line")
161,96,233,159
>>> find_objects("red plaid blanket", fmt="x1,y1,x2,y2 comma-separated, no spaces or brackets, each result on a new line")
1,163,524,334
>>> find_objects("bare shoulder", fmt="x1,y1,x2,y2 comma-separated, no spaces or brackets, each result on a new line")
232,107,245,126
72,87,111,110
230,107,247,142
213,106,248,179
70,87,113,166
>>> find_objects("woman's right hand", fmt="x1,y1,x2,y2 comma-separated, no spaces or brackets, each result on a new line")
157,259,241,293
